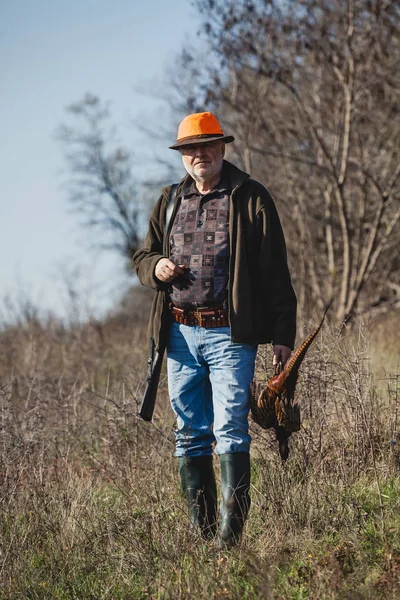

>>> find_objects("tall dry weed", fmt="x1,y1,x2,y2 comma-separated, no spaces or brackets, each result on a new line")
0,307,399,598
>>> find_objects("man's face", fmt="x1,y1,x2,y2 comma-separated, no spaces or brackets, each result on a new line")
180,141,225,183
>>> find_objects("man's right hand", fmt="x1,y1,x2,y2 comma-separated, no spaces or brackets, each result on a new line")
155,258,185,283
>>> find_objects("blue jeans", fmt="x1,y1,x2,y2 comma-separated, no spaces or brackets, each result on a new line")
167,322,257,457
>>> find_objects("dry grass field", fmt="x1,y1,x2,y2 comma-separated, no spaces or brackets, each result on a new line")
1,296,399,599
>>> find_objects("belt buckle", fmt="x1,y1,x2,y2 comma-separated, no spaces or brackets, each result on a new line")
187,306,226,328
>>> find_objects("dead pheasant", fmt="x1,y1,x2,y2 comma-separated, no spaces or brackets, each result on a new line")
250,303,331,460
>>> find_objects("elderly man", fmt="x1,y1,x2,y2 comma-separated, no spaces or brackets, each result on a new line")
133,112,296,547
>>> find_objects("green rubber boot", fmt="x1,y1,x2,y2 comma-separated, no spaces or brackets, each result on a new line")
178,456,218,539
219,453,251,548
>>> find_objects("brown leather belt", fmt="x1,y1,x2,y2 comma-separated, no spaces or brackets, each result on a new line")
170,304,229,328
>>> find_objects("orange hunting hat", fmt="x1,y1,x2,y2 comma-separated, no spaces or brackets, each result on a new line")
169,112,234,150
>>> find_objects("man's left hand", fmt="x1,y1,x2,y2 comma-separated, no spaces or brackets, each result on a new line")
273,345,292,367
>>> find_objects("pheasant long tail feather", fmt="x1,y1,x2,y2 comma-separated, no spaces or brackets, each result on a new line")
283,301,332,379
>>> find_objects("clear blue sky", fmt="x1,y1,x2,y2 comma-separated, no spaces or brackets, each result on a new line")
1,0,200,321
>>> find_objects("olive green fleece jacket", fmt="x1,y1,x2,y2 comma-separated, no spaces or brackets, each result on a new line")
133,160,297,355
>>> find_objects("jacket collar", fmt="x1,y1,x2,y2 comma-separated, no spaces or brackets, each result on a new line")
221,160,250,191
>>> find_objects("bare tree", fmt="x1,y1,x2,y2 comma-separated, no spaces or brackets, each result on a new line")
57,93,140,260
192,0,400,322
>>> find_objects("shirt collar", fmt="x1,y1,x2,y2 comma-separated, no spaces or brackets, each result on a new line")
181,166,231,198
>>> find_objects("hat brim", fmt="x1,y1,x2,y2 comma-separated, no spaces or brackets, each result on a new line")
169,135,234,150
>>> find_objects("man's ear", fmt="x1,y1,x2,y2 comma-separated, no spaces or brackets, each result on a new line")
221,143,226,158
